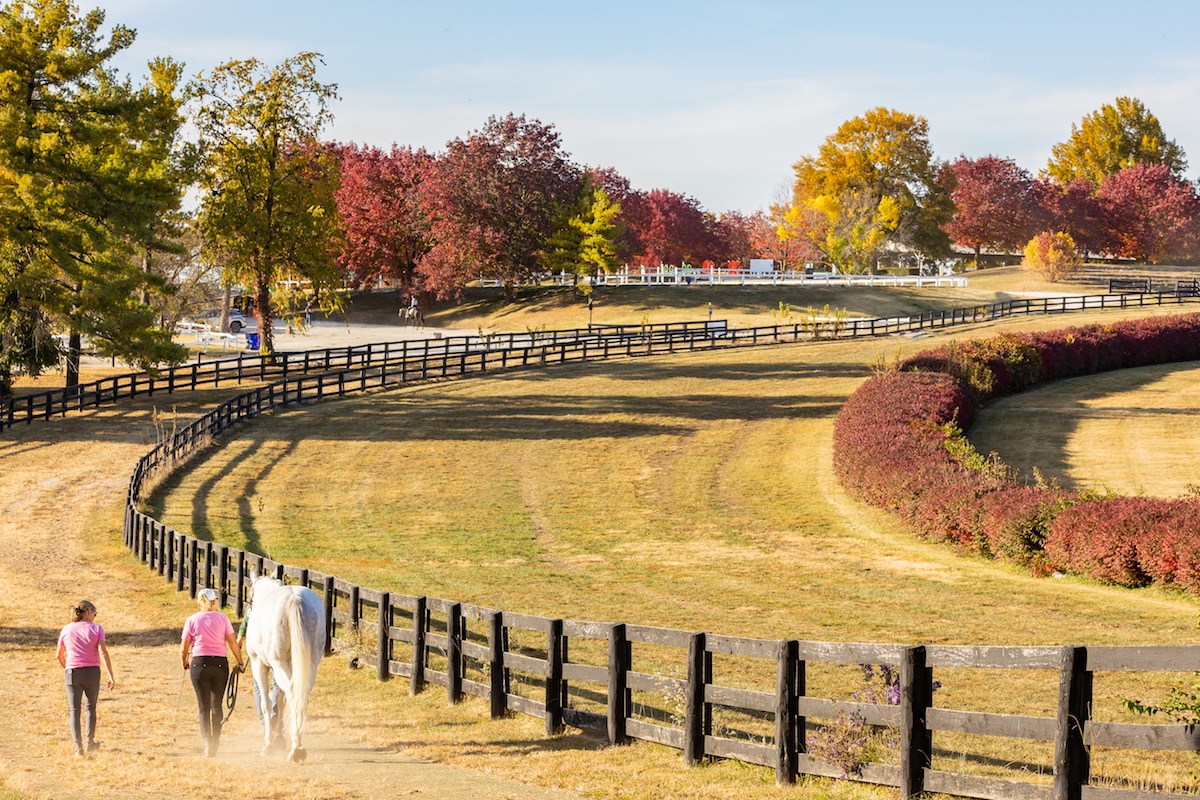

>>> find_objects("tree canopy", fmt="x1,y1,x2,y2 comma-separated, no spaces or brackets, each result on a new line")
1097,164,1200,263
1046,97,1187,187
0,0,188,391
190,52,341,354
333,143,433,290
943,156,1044,263
419,114,579,299
786,107,951,272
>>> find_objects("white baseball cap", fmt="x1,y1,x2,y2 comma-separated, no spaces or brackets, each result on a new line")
199,588,219,603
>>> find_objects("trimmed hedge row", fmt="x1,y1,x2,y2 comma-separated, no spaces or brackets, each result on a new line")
833,313,1200,591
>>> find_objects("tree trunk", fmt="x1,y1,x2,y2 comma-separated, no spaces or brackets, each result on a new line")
65,328,81,389
975,244,982,268
255,278,274,355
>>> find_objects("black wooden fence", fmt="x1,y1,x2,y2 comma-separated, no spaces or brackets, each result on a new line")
118,320,1200,800
122,511,1200,800
1109,277,1200,296
8,290,1198,431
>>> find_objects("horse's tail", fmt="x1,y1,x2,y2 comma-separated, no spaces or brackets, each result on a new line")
287,592,318,736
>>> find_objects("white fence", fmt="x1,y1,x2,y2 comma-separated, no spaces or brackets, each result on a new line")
481,265,968,289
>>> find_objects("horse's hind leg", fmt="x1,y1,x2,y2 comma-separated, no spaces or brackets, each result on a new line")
288,720,306,763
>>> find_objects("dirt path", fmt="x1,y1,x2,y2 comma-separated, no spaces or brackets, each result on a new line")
0,402,581,800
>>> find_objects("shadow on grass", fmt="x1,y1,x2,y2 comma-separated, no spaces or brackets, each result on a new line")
968,362,1200,489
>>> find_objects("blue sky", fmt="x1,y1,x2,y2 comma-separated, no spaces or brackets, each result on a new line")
103,0,1200,214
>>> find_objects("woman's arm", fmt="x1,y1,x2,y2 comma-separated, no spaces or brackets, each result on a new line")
98,640,116,690
225,632,245,670
180,638,191,671
56,640,67,668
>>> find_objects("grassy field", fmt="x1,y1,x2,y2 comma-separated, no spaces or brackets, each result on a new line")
970,362,1200,498
143,304,1200,795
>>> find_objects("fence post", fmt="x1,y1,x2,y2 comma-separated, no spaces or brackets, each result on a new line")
187,539,198,598
323,576,335,656
775,639,799,785
218,546,229,606
447,603,462,704
608,623,628,745
235,551,246,618
488,611,506,719
411,596,426,695
900,645,933,799
203,542,214,589
157,526,168,576
376,591,391,682
1054,646,1091,800
177,535,187,592
684,631,707,765
545,618,564,735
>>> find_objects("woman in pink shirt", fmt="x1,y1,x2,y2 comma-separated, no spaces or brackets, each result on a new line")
56,600,116,759
180,588,244,757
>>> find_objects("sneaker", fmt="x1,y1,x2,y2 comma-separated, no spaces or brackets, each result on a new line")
73,748,86,760
87,740,101,752
203,738,213,758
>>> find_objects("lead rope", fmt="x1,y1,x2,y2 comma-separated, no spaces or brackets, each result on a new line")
223,666,240,724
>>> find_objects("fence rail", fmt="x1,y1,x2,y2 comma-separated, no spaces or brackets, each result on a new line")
8,291,1199,432
118,314,1200,798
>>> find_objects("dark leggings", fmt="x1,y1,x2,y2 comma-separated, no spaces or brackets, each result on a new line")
190,656,229,740
65,666,100,752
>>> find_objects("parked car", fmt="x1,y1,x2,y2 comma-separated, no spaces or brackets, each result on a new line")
188,307,254,334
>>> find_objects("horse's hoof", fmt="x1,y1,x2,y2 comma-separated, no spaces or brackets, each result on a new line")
260,746,271,757
289,747,307,763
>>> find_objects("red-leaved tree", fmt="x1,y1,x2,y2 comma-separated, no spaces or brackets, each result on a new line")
1097,163,1200,263
419,114,580,298
943,156,1044,263
1040,178,1109,259
628,188,716,267
333,143,434,289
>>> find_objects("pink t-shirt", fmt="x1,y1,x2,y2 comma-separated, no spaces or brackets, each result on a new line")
58,621,105,668
182,610,234,657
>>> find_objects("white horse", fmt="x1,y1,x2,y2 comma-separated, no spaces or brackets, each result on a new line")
245,570,325,762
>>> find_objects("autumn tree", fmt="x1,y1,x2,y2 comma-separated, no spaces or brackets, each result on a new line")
190,52,342,355
545,169,623,281
627,188,715,267
1041,179,1109,259
1046,97,1187,186
708,211,758,266
1097,164,1200,263
787,107,950,272
420,114,579,298
1023,231,1081,281
333,143,433,289
0,0,188,391
943,156,1044,264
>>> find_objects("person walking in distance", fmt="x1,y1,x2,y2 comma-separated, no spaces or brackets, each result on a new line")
56,600,115,759
180,588,244,757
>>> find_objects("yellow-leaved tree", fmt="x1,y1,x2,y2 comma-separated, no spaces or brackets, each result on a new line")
785,107,952,273
1023,232,1081,282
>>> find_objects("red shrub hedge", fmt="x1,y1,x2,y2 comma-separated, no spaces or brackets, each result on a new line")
834,312,1200,592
